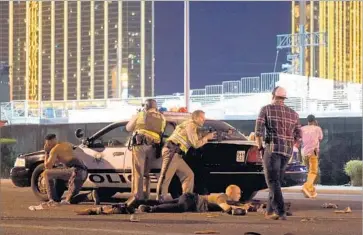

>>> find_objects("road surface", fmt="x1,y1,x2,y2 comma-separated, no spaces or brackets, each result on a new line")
0,180,361,235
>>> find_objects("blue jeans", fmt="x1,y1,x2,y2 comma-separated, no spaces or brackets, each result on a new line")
263,148,290,216
151,193,198,213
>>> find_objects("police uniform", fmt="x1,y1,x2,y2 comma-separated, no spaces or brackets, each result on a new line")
126,107,166,201
156,119,208,200
43,142,88,203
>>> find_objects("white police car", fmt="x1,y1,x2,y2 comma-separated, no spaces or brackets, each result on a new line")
10,112,307,202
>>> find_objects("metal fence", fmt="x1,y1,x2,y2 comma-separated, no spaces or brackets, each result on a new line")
1,72,362,124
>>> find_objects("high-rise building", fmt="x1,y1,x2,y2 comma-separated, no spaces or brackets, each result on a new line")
8,1,154,101
0,2,10,103
291,1,362,83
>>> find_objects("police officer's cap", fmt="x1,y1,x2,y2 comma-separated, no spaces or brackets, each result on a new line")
144,99,157,110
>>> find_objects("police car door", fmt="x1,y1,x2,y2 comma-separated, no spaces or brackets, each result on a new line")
81,123,132,188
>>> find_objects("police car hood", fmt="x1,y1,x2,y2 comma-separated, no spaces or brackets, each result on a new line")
208,139,257,146
19,150,46,158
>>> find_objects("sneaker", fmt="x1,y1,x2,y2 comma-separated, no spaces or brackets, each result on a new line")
47,200,59,207
265,213,287,220
302,187,313,198
265,213,280,220
60,200,71,205
310,191,318,198
138,205,151,213
92,190,100,205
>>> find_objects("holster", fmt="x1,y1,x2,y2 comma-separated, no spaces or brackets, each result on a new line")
165,141,184,156
133,133,145,145
154,143,162,159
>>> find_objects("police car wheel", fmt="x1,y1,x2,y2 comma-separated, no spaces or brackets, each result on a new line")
31,163,66,202
97,189,117,200
169,176,183,199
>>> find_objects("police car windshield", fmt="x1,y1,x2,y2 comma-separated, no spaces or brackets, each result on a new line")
200,120,247,140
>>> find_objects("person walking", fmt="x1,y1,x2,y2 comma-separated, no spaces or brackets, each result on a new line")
301,114,323,198
255,86,302,220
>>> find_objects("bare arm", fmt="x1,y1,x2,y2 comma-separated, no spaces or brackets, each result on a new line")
214,194,232,212
44,150,57,169
126,114,138,132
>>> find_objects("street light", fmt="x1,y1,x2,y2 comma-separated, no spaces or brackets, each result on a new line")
184,0,190,111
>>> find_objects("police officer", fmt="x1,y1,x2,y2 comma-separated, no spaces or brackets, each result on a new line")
42,134,99,205
125,99,166,205
156,110,216,201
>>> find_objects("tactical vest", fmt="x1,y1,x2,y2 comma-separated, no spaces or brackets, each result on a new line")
134,111,164,142
167,120,198,153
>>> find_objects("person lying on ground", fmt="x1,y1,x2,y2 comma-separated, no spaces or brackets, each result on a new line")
75,185,248,216
138,185,249,215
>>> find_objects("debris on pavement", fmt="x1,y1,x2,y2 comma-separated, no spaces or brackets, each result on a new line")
28,204,44,211
321,203,339,209
28,201,59,211
194,230,220,234
301,217,315,222
244,232,261,235
334,207,352,214
129,214,140,222
206,214,219,218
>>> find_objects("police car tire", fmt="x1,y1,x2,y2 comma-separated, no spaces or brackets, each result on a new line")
31,163,66,202
97,189,117,200
169,176,182,199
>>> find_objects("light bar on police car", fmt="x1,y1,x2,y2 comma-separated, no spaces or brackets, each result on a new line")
162,111,191,116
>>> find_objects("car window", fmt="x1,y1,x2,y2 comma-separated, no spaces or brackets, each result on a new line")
199,120,247,140
163,122,175,138
95,125,131,147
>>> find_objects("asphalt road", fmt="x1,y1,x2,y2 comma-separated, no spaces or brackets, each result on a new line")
0,180,362,235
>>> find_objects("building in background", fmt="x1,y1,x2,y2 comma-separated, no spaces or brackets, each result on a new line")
0,2,10,103
291,1,362,83
8,1,154,101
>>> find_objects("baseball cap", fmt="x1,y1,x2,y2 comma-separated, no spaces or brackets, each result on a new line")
272,86,287,98
307,114,316,122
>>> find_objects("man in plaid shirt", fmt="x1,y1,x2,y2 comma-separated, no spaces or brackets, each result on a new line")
255,86,302,220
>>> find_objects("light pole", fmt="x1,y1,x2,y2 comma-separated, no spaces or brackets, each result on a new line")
184,0,190,111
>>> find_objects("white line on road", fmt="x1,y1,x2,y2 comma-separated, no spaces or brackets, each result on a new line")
0,224,188,235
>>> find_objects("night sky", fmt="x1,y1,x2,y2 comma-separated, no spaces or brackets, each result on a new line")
154,1,291,95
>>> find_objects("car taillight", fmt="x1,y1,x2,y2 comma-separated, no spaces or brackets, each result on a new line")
246,146,262,164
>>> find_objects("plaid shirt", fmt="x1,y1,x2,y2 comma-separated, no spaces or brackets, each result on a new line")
255,101,302,158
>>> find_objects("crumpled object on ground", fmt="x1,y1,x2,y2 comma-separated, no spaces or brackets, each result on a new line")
334,207,352,213
321,203,339,209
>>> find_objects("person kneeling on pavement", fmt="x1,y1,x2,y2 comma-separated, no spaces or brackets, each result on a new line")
139,185,248,215
43,134,99,205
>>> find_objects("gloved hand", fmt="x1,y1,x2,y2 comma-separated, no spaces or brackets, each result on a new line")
231,208,247,216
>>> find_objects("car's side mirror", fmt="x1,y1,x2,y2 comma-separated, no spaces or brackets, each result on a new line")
75,128,85,139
